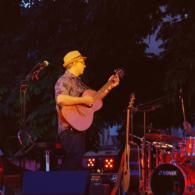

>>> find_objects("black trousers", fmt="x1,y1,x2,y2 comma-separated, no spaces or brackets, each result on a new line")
59,129,86,170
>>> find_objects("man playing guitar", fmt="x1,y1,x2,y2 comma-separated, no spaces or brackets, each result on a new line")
55,50,120,170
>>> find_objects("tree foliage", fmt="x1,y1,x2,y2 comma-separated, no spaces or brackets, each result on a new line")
0,0,195,154
150,0,195,121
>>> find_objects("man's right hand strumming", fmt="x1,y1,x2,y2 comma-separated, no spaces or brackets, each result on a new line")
82,96,95,107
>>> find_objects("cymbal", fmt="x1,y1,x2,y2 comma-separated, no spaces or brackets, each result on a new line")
145,133,182,143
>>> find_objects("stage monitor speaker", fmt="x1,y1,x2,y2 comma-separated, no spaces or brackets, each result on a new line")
22,171,89,195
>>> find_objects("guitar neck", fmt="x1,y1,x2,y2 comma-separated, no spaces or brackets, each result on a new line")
126,95,135,145
94,68,124,100
94,80,113,100
126,108,130,145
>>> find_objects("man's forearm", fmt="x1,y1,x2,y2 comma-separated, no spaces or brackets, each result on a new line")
56,95,84,106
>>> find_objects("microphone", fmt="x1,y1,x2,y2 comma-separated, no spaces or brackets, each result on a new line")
29,60,49,72
36,60,49,69
31,60,49,80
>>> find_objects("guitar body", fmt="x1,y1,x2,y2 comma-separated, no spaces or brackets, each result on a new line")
61,89,103,131
111,145,130,195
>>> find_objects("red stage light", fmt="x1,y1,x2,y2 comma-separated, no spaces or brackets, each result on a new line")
82,150,119,172
103,158,115,170
87,158,96,168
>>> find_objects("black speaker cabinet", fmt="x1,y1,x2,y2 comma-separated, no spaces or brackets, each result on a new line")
88,183,110,195
22,171,89,195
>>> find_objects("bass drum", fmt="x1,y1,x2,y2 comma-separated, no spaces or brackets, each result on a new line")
150,163,195,195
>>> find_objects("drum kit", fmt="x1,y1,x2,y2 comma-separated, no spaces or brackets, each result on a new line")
140,132,195,195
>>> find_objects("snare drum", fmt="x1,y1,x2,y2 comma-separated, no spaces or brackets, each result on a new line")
152,142,174,165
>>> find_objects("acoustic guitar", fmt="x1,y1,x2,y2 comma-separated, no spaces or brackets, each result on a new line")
61,69,124,131
122,94,135,192
110,94,135,195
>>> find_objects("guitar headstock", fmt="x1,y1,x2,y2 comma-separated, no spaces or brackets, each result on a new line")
128,93,135,109
114,68,125,79
108,68,124,85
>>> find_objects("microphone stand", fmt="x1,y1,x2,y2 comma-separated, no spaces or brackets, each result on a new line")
17,62,44,155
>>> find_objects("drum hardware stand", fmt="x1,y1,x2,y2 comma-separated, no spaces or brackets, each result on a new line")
129,110,142,194
133,108,148,193
134,106,156,194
